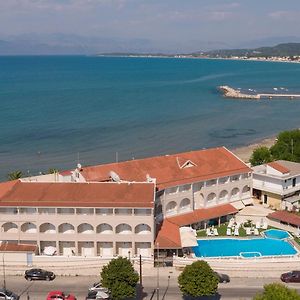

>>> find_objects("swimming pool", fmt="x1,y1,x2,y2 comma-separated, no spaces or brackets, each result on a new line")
193,238,297,258
263,229,291,240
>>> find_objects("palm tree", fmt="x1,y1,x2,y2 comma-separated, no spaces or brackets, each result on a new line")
7,170,23,181
48,168,59,174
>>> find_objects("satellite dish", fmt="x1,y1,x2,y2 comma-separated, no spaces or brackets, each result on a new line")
109,171,121,182
77,163,82,170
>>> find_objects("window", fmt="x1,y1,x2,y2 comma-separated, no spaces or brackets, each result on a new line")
293,178,296,187
166,187,177,194
179,184,191,192
263,194,268,204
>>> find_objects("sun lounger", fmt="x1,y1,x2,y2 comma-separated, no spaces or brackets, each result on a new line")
256,221,260,229
226,228,231,236
234,228,239,236
254,228,259,235
206,228,212,236
262,222,268,229
246,228,251,235
214,228,219,236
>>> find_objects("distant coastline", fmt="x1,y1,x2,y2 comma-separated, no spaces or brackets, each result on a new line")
97,53,300,64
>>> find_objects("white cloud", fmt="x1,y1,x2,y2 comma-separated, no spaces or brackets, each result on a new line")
268,10,300,20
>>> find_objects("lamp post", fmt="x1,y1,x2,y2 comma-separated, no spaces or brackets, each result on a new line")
128,250,131,263
156,242,159,300
2,253,6,289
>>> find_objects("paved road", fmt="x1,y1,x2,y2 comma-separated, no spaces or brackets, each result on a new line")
2,275,300,300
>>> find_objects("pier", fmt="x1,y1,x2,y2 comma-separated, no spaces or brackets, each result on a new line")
219,86,300,100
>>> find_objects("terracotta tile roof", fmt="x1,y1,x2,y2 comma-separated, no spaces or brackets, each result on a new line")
0,181,155,208
80,147,251,190
166,204,238,226
155,204,238,249
155,219,181,249
267,162,290,174
268,210,300,227
0,180,18,198
59,170,72,176
0,242,37,252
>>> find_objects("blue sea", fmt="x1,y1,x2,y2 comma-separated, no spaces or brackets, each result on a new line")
1,56,300,180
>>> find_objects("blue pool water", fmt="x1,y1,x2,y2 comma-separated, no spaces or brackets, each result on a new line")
193,238,297,258
264,229,290,240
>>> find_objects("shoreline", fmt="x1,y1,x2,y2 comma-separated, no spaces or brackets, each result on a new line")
97,54,300,64
231,136,277,163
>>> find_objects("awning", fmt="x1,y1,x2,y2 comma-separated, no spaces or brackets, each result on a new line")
242,198,254,206
284,195,300,204
180,227,198,247
231,201,245,210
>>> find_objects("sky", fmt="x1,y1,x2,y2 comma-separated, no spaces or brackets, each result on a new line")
1,0,300,52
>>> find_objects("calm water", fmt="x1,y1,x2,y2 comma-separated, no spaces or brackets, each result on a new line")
1,56,300,179
193,238,297,257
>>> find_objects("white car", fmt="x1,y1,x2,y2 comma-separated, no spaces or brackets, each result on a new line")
88,282,109,293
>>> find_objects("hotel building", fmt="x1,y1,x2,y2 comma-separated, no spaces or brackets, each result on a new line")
0,146,252,256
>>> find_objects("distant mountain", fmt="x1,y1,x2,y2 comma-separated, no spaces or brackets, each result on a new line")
204,43,300,58
0,34,163,55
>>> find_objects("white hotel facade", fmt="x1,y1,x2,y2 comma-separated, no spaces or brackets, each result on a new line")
0,146,253,256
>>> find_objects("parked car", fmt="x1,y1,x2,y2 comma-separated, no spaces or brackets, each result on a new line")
46,290,76,300
214,272,230,283
0,288,19,300
281,271,300,283
88,282,109,293
85,290,110,300
25,268,56,281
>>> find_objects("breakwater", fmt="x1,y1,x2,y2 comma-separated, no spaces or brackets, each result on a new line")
219,86,300,100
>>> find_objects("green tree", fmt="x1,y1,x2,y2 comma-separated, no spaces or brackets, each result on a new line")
48,168,59,174
178,260,218,297
249,146,273,166
253,283,300,300
270,129,300,162
100,257,139,300
7,170,23,181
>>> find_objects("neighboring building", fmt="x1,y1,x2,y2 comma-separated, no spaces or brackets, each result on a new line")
0,181,155,257
253,160,300,211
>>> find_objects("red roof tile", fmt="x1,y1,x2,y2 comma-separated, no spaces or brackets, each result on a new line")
0,181,155,208
267,162,290,174
268,210,300,227
155,204,238,249
0,242,37,252
155,219,181,249
166,204,238,226
0,180,18,198
80,147,251,190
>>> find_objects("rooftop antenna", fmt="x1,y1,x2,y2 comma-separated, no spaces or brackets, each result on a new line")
77,152,80,165
109,171,121,182
116,152,118,163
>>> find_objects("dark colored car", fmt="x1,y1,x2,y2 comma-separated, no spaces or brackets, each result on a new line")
214,272,230,283
0,288,20,300
24,268,56,281
281,271,300,283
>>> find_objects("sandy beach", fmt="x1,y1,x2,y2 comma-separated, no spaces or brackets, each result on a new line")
231,136,277,163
